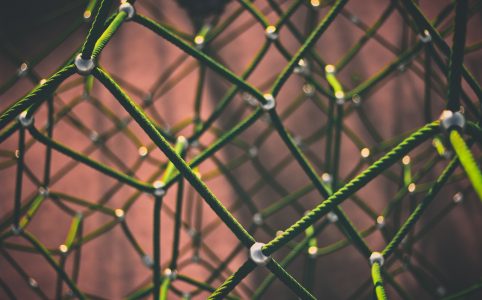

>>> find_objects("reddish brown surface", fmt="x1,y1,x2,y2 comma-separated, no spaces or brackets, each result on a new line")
1,1,482,299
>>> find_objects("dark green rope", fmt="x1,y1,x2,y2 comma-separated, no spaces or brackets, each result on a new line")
446,0,468,111
262,122,439,255
382,158,459,259
81,0,113,59
208,260,256,300
93,66,256,247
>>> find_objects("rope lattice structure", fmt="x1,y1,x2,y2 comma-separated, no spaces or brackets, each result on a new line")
1,0,482,299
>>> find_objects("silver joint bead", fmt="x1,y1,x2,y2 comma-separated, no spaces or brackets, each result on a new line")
142,254,153,268
321,173,332,185
436,286,447,297
59,244,69,255
177,135,188,150
74,53,95,76
265,25,278,41
83,10,93,21
18,110,34,127
326,211,338,223
194,35,205,50
294,59,309,76
325,64,336,74
38,186,49,197
335,92,345,105
17,62,29,77
154,187,165,197
253,213,263,226
119,2,135,21
163,268,177,280
376,216,385,229
89,131,100,143
191,254,200,263
418,29,432,43
293,135,304,148
302,84,315,97
11,225,22,235
369,251,384,266
261,94,276,111
349,14,360,25
248,146,258,158
28,277,39,288
453,192,464,204
351,94,361,106
439,110,465,132
153,181,165,197
114,209,125,221
242,92,258,107
249,242,271,266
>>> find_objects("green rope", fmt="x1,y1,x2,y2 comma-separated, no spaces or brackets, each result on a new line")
0,64,75,129
450,130,482,201
208,260,256,300
81,0,112,59
446,0,468,111
1,1,481,299
262,122,439,256
21,231,86,299
266,259,316,300
382,158,459,258
93,66,256,247
270,0,348,96
403,0,482,103
133,14,268,106
91,10,127,60
371,262,388,300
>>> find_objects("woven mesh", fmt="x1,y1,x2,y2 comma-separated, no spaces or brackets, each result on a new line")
1,0,481,299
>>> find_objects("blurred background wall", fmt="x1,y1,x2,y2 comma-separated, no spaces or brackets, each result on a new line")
0,0,481,299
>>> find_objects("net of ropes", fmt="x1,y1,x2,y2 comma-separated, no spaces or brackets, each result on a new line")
0,0,481,299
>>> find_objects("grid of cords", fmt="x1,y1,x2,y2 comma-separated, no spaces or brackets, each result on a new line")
1,0,482,299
